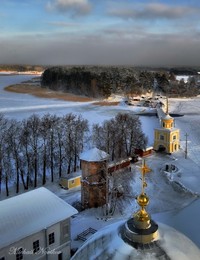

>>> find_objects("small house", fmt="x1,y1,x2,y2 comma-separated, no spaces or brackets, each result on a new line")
60,172,81,190
135,146,153,157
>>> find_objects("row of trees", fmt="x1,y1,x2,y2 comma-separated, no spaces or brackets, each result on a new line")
0,112,147,196
0,113,89,196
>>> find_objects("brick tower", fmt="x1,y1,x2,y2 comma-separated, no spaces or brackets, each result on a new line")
80,147,109,209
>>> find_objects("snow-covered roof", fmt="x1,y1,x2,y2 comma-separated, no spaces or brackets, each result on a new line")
72,220,200,260
0,187,78,249
80,147,109,162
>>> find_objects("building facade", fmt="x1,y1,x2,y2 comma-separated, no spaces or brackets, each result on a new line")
0,187,77,260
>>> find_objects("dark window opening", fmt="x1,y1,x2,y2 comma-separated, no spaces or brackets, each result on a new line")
33,240,40,253
49,232,55,245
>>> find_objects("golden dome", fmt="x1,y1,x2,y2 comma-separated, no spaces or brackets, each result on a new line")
137,193,149,207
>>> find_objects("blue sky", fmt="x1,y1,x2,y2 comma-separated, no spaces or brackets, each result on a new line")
1,0,200,66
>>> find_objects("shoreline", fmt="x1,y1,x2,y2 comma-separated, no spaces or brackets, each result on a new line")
0,70,43,75
5,84,120,105
3,76,119,105
5,84,94,102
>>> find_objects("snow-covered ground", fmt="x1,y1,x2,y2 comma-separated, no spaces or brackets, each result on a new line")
0,75,200,248
175,75,190,83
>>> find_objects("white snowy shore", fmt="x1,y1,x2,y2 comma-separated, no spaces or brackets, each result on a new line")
0,74,200,248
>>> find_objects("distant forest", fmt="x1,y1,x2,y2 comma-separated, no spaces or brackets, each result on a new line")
41,66,200,98
0,64,46,72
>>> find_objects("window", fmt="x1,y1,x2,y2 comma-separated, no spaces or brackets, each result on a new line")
71,180,75,184
63,224,69,238
33,240,40,253
16,248,23,260
58,253,63,260
173,135,176,140
49,232,55,245
160,135,164,140
162,122,165,127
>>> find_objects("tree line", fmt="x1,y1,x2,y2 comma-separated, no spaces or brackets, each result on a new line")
41,66,200,99
0,112,147,196
0,64,45,72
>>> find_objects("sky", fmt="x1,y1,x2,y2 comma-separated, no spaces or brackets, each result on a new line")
1,0,200,67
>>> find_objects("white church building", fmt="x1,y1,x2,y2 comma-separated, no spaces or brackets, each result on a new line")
0,187,77,260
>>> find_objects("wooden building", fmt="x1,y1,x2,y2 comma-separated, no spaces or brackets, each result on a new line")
108,158,131,174
59,172,81,190
135,147,153,157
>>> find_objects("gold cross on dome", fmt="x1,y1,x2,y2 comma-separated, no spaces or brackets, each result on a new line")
140,160,151,193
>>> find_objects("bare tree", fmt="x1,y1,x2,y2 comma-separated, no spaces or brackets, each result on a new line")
72,115,89,172
26,114,41,188
40,114,49,185
0,114,8,194
5,120,22,193
92,113,147,161
45,114,59,182
20,120,34,190
54,118,65,177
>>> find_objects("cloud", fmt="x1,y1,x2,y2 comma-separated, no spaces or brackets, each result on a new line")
108,3,199,20
47,0,92,16
1,31,200,67
47,21,81,27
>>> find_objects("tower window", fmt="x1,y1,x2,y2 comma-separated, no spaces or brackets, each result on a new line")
160,135,164,140
162,122,165,127
49,232,55,245
173,135,176,140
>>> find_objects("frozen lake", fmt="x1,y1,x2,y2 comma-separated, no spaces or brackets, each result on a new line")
0,74,159,145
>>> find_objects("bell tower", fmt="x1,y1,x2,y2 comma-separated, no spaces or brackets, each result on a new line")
154,99,180,154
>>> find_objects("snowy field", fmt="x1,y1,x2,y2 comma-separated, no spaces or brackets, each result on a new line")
0,75,200,248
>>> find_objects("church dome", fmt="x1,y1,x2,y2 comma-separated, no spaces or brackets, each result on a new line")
71,220,200,260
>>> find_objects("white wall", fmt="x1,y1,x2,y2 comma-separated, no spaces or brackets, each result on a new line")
0,219,71,260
